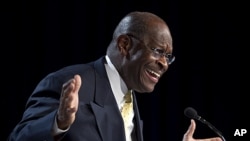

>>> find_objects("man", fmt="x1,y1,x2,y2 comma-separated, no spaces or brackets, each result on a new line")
8,11,222,141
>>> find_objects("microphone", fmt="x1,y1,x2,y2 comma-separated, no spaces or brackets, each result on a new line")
184,107,226,141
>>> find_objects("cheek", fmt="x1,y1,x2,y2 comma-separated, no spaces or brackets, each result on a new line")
128,48,154,73
130,49,143,60
130,49,151,63
129,53,146,70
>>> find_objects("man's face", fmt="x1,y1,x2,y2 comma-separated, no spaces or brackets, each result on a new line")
121,33,173,93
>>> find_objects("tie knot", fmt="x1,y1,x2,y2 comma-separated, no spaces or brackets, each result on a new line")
124,91,132,103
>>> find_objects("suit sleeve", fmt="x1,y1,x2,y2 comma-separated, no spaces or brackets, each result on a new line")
7,74,65,141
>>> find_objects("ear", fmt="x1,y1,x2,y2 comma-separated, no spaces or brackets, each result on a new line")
117,35,130,56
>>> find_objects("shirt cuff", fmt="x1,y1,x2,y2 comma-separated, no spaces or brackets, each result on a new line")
52,116,70,136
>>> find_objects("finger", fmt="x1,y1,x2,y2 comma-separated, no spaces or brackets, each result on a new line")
61,78,75,98
62,75,81,112
59,83,76,115
61,75,81,98
60,75,81,108
195,137,222,141
184,119,196,138
61,75,81,109
72,74,82,93
62,77,74,89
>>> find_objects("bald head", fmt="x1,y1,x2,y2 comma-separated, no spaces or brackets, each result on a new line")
112,11,171,40
107,11,172,56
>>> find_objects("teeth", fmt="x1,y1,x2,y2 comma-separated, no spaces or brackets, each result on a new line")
148,69,160,78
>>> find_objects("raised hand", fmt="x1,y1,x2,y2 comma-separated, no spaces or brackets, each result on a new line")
56,74,82,129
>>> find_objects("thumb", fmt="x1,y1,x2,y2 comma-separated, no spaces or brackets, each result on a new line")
73,74,82,93
184,119,196,138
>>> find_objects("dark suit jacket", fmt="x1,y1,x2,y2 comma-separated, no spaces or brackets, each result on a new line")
8,57,144,141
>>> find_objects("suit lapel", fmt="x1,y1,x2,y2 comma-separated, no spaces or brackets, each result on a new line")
90,57,144,141
132,93,144,141
90,57,126,141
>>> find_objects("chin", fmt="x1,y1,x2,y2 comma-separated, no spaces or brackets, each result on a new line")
136,86,155,93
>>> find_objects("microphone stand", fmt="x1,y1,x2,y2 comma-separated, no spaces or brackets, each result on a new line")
196,115,226,141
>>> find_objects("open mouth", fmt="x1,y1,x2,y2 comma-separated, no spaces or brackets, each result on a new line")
146,69,160,83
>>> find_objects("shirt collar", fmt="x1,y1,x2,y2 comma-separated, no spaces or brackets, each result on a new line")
105,55,128,94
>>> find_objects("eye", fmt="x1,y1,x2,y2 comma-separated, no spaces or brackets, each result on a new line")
165,54,173,59
152,48,164,55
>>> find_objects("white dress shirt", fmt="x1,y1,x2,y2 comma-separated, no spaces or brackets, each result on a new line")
105,55,134,141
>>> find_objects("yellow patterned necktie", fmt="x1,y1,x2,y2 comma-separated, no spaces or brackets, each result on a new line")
121,90,133,140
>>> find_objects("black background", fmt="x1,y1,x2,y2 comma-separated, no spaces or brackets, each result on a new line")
2,0,248,141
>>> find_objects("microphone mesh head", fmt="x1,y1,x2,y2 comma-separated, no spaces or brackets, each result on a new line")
184,107,197,119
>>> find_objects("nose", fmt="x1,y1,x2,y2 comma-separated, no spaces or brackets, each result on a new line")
156,56,168,70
